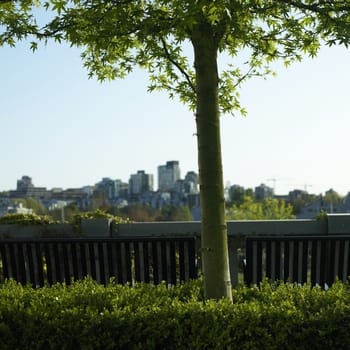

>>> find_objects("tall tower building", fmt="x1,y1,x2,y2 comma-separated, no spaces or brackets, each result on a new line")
255,183,274,200
129,170,153,195
158,161,181,191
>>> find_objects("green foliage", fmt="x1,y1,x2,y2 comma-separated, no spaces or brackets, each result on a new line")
15,197,47,215
73,209,130,225
324,189,343,206
155,205,193,222
116,204,158,222
3,0,350,300
2,1,350,115
227,196,295,220
0,213,56,225
314,210,328,222
2,278,350,349
109,204,193,222
49,203,80,223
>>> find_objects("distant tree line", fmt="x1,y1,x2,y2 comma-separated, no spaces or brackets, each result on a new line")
5,188,346,223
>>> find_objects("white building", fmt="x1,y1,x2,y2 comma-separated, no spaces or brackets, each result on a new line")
7,203,33,215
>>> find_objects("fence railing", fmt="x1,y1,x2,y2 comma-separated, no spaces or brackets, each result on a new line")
1,214,350,286
245,235,350,288
0,237,197,287
113,216,335,285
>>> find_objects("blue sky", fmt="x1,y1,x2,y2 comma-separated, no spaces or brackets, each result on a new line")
1,36,350,195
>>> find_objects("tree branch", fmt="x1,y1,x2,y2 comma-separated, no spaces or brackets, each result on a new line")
160,37,196,94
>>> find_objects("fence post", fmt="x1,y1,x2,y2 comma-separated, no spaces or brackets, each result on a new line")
227,235,245,287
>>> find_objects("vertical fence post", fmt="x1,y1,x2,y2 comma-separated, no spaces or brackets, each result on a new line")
228,236,239,287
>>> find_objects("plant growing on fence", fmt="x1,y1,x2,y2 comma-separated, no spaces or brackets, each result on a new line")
0,213,57,225
73,209,130,224
72,209,130,234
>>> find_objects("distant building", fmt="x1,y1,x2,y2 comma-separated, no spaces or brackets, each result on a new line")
129,170,153,196
344,193,350,212
9,176,48,199
117,182,129,198
187,193,200,209
47,200,69,211
95,178,127,200
296,189,346,219
158,161,181,191
49,187,91,209
152,191,171,208
228,185,245,205
17,176,34,192
7,202,33,215
255,183,274,200
0,197,11,217
288,189,308,202
184,171,199,194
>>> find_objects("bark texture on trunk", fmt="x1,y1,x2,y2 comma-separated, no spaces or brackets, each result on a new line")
192,26,232,301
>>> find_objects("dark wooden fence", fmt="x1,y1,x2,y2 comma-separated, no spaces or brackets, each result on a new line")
0,237,197,287
245,235,350,288
2,216,350,288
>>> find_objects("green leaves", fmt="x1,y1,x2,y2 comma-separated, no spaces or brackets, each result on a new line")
227,196,295,220
0,213,56,225
0,2,33,45
2,1,350,115
50,0,66,14
2,279,350,349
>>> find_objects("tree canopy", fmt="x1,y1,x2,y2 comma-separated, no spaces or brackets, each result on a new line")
1,0,350,300
227,196,295,220
2,1,350,114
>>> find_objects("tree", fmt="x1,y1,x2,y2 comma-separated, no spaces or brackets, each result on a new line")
14,197,47,214
1,0,350,300
227,185,245,206
227,196,295,220
324,189,343,206
155,205,193,221
50,203,80,222
122,204,156,222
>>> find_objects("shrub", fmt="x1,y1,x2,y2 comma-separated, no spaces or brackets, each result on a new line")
0,213,56,225
73,209,131,225
1,279,350,349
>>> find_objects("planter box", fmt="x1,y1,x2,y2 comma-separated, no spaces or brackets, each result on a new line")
0,224,75,238
81,218,112,237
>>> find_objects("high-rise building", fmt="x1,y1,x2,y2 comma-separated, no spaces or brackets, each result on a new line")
95,178,128,200
10,176,48,199
255,183,274,200
17,176,34,192
129,170,153,195
158,161,181,191
184,171,199,193
228,184,245,205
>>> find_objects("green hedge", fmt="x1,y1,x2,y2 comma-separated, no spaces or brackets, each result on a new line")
1,279,350,349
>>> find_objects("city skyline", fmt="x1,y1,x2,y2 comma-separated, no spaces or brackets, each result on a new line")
1,36,350,195
2,170,347,198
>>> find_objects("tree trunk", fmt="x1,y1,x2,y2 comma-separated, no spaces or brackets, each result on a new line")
191,27,232,301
